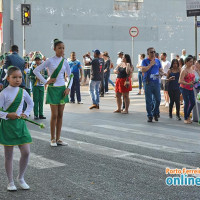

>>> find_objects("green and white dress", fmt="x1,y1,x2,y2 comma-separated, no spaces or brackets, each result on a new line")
33,56,73,105
0,86,34,146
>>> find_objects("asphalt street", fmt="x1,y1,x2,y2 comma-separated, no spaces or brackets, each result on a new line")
0,86,200,200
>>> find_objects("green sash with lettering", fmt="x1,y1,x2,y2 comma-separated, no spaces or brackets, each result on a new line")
0,88,32,146
46,58,69,104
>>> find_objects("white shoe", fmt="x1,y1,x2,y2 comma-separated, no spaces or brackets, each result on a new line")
165,102,169,107
160,101,166,106
7,182,17,191
17,177,30,190
105,92,109,94
50,139,57,147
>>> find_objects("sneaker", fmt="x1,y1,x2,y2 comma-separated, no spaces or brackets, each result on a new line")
50,139,57,147
7,182,17,191
165,102,169,107
34,116,39,120
70,101,75,103
105,92,109,94
89,104,97,109
137,93,141,95
56,140,68,146
39,115,46,119
78,101,83,104
17,177,30,190
176,116,181,121
160,101,166,106
147,117,153,122
154,115,159,121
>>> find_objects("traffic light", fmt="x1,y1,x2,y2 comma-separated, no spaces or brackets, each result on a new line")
21,4,31,25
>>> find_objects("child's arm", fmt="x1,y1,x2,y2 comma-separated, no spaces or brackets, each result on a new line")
0,92,8,119
22,90,34,118
33,60,49,84
64,60,73,89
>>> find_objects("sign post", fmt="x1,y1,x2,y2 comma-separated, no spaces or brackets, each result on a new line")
129,26,139,65
186,0,200,58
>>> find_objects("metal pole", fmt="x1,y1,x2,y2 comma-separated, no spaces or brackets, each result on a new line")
10,0,14,46
195,16,197,59
132,37,134,65
23,25,26,56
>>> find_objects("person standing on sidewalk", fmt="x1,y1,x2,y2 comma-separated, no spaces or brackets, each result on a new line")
30,54,48,120
136,53,145,95
102,51,111,94
141,47,165,122
89,49,104,109
179,56,195,124
68,52,83,104
167,59,181,120
160,53,171,107
83,52,92,85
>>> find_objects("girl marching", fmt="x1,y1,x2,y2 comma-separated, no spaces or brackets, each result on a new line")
0,66,34,191
33,39,73,147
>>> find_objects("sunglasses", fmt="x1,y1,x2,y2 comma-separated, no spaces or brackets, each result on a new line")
150,51,156,53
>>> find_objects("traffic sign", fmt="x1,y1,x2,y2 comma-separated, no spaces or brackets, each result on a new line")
186,0,200,17
129,26,139,38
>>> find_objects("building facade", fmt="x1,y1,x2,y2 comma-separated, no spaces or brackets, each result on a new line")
2,0,199,66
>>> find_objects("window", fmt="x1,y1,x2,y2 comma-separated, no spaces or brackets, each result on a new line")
114,0,144,11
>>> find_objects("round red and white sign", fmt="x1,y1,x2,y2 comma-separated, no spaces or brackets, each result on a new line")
129,26,139,37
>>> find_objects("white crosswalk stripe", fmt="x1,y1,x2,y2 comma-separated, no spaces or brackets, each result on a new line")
30,129,198,170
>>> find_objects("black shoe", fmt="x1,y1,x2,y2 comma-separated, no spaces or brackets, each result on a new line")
70,101,75,103
154,115,158,121
100,94,104,97
147,117,153,122
169,114,172,118
39,115,46,119
176,116,181,121
34,116,39,120
157,114,160,118
96,104,99,109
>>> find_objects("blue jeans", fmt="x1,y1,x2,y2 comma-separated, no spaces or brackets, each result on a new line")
104,71,110,92
144,81,161,117
180,87,195,120
108,74,115,87
89,80,101,105
70,77,81,102
138,71,143,90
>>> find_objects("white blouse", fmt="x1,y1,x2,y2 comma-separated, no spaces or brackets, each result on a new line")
0,86,34,120
33,56,73,89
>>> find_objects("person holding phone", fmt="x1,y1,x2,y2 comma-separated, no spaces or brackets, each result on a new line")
167,59,181,120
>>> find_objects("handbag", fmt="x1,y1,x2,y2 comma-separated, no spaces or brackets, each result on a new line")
124,77,130,88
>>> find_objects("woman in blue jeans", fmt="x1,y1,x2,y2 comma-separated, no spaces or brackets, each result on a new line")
179,56,195,124
136,54,145,95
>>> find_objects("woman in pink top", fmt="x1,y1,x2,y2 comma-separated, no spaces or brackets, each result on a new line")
179,57,195,124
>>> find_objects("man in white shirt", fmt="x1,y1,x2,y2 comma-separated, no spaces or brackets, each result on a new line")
161,53,171,107
180,49,187,61
116,51,123,65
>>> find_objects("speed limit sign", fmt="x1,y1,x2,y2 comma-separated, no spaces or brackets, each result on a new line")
129,26,139,37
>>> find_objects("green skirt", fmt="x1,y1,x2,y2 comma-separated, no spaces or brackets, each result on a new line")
0,118,32,146
46,85,69,105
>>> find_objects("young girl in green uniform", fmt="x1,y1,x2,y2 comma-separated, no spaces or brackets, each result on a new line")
33,39,73,146
0,66,34,191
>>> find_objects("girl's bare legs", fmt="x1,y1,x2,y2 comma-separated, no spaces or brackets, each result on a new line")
50,105,58,141
4,146,14,184
123,92,130,113
115,92,122,112
56,104,65,141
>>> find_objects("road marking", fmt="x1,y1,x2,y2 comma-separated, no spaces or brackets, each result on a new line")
62,127,188,153
30,129,198,170
93,124,200,146
0,146,66,169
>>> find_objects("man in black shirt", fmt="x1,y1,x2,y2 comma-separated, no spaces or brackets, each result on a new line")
89,49,104,109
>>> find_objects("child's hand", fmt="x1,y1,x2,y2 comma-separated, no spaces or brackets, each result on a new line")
20,114,27,118
7,113,20,120
46,78,56,85
63,88,70,97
